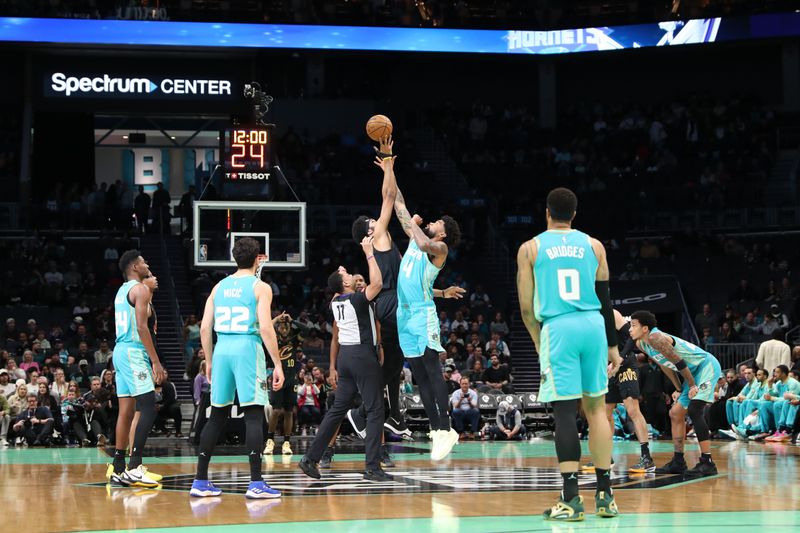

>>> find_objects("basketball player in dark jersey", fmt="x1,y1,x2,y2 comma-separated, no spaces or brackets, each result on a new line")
583,309,654,473
263,312,300,456
350,137,465,439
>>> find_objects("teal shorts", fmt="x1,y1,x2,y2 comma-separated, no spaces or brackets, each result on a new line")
113,342,154,398
676,357,722,408
538,311,607,402
397,303,445,358
210,334,268,408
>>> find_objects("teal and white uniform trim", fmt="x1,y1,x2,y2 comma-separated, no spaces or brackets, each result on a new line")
210,274,269,408
113,280,154,398
396,240,445,357
531,229,606,402
638,328,722,407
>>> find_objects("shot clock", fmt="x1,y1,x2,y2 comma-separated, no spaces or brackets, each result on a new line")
222,127,271,180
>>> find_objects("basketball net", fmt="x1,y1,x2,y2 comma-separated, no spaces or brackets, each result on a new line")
256,254,268,279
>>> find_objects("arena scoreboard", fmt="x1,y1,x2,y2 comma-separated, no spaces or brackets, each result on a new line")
222,127,271,181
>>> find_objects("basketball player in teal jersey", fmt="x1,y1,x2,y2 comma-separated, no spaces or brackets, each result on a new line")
629,310,722,476
388,156,463,461
107,250,166,488
190,237,285,499
516,188,622,521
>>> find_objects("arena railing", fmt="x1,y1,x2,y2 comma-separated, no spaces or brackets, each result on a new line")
706,343,760,371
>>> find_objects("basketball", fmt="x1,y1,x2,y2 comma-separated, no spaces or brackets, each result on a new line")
366,114,393,141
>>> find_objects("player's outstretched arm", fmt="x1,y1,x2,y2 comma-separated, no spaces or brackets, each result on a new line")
372,136,397,247
200,285,217,381
256,282,284,391
393,188,448,257
516,239,541,351
361,236,384,301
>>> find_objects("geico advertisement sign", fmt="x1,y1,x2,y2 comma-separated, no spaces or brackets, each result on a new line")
611,292,667,306
48,72,232,97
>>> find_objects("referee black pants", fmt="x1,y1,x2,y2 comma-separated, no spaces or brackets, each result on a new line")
307,344,383,470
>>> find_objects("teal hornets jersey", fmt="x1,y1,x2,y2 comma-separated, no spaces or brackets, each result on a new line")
769,377,800,397
749,381,769,399
397,240,441,307
533,229,600,322
114,280,142,345
639,328,714,372
213,275,260,336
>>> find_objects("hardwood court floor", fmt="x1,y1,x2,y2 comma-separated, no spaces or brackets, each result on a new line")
1,438,798,532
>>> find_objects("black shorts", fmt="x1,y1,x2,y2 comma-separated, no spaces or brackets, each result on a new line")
606,366,640,404
270,385,296,411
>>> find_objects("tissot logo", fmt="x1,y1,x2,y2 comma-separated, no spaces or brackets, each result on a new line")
225,172,270,180
49,72,232,97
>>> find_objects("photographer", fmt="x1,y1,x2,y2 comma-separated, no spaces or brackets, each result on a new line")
71,392,108,447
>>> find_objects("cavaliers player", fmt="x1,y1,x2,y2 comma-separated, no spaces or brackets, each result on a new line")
263,311,301,456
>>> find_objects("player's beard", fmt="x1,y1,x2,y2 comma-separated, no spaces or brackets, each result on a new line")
423,225,436,239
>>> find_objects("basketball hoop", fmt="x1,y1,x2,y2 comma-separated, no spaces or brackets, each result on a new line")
256,254,269,279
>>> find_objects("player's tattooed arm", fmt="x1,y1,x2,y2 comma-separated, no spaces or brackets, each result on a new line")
394,188,448,256
373,136,397,240
649,332,696,388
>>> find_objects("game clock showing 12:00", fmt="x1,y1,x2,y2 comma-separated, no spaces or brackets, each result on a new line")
223,128,271,179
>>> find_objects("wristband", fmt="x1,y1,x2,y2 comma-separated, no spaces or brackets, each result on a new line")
377,151,393,158
675,359,688,371
366,255,375,261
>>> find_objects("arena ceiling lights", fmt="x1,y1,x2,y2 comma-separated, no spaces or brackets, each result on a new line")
0,13,798,55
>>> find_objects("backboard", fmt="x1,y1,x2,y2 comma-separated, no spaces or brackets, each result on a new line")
192,200,306,270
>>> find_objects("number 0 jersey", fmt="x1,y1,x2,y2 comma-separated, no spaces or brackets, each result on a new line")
213,274,260,336
533,229,601,322
114,280,143,346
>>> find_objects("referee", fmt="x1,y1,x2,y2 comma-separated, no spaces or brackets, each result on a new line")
299,236,392,482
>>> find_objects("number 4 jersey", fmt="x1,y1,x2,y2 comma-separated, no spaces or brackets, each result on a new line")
532,229,601,322
115,280,143,346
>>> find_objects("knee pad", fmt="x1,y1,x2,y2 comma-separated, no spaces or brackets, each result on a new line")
552,400,581,463
688,400,710,441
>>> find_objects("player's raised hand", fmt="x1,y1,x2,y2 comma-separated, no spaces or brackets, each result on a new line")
272,365,285,391
376,134,393,155
412,214,423,226
443,286,466,299
360,235,374,256
373,153,396,171
143,275,158,291
273,311,291,324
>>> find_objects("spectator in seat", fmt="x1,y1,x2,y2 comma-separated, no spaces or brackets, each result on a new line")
465,359,485,388
297,373,321,435
302,329,325,355
12,394,54,446
438,311,451,333
469,284,491,314
5,359,25,381
0,368,15,398
756,329,791,375
443,365,460,395
791,346,800,374
183,314,201,361
778,277,797,301
72,360,93,391
694,303,719,331
489,400,526,440
700,328,716,350
450,311,468,334
486,332,511,359
154,370,182,437
718,322,738,343
8,383,28,421
193,360,209,407
731,279,758,303
490,312,509,338
450,377,480,439
93,340,113,368
483,354,513,393
0,388,9,446
19,350,39,373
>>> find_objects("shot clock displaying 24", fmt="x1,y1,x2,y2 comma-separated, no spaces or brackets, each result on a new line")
222,127,271,180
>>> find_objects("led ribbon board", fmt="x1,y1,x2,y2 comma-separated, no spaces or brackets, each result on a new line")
1,13,799,55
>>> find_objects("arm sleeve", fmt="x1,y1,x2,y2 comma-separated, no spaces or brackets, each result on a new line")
595,281,617,347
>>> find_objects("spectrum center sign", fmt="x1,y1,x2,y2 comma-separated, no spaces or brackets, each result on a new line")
46,72,234,99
